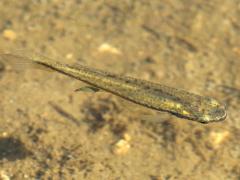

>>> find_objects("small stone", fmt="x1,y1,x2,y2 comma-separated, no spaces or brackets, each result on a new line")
207,130,230,149
65,53,73,59
0,171,10,180
112,139,130,155
98,43,121,55
24,174,29,178
3,29,17,41
2,132,8,137
123,133,131,141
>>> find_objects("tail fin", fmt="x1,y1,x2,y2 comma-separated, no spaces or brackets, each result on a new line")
0,51,53,72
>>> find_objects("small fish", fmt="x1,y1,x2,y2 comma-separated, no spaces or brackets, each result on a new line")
0,52,227,123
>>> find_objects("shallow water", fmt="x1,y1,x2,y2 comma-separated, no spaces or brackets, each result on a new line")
0,0,239,179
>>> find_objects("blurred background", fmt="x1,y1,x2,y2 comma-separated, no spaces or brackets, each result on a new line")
0,0,239,179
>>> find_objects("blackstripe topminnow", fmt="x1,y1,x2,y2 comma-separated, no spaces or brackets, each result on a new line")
0,53,227,123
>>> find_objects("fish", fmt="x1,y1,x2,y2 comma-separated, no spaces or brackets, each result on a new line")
0,52,227,123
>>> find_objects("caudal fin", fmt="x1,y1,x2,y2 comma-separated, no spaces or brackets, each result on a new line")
0,51,53,72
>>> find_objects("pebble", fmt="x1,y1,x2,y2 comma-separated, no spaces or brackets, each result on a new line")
112,139,131,155
0,171,10,180
123,133,131,141
2,29,17,41
1,132,8,137
207,130,230,149
65,53,73,60
98,43,121,55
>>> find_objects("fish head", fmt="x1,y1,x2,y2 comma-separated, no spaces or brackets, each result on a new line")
195,97,227,123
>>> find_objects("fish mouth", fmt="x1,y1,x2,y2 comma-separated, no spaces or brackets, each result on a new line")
211,105,227,121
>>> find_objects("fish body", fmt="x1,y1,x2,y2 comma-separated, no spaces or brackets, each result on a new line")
0,53,227,123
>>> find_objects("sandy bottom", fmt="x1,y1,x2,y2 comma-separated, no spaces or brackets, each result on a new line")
0,0,240,179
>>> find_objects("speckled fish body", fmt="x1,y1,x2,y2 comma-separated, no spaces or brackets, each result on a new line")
0,53,227,123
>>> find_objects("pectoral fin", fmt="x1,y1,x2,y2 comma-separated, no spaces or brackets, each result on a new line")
75,86,101,93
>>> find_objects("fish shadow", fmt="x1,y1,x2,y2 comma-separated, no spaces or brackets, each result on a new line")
0,137,31,161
